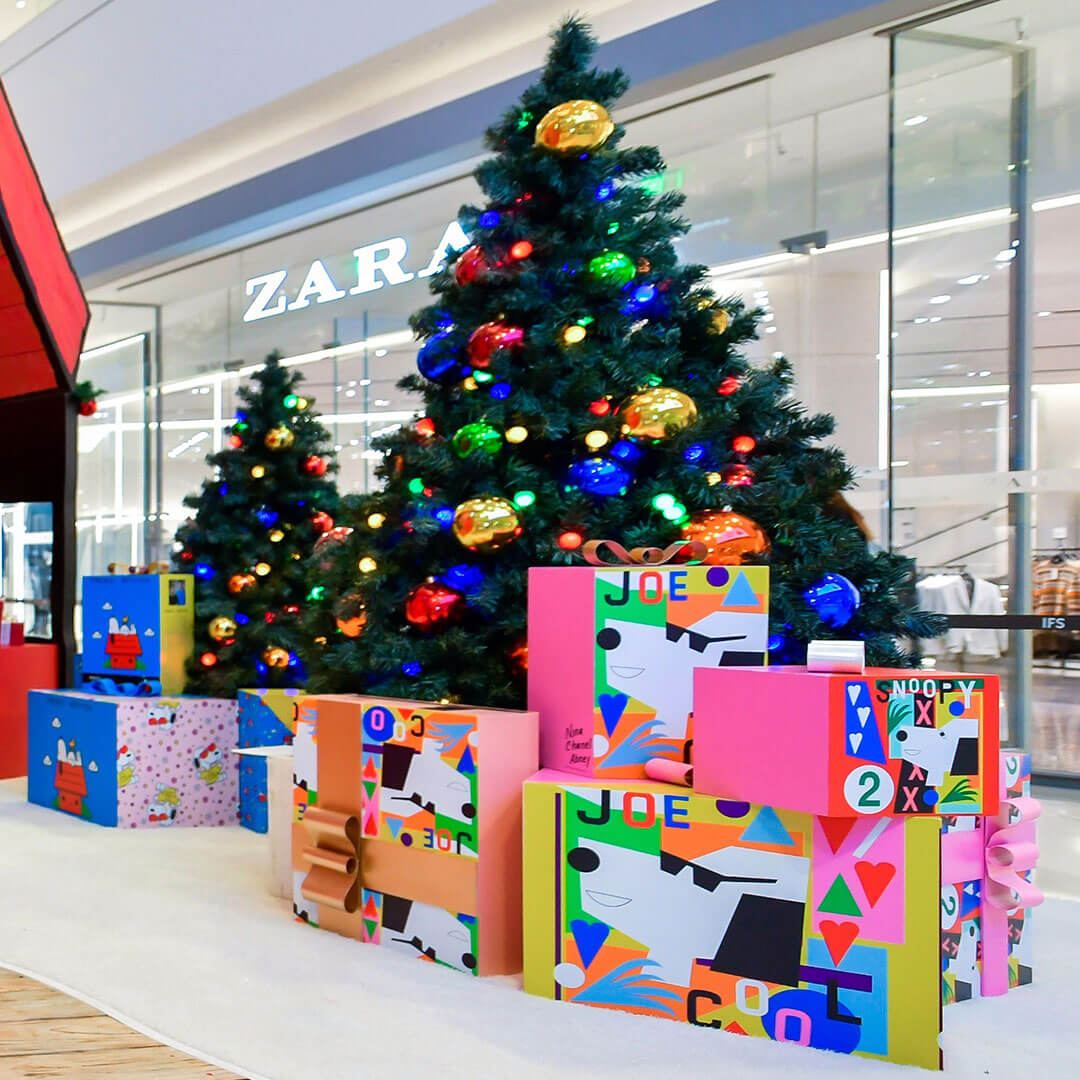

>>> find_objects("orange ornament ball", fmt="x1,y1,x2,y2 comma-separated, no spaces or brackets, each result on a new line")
336,611,368,638
681,510,769,565
227,573,257,595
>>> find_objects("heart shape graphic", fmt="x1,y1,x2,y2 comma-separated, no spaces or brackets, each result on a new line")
820,920,860,966
856,706,871,727
597,693,629,736
847,685,861,705
849,732,863,753
855,860,896,907
570,918,610,969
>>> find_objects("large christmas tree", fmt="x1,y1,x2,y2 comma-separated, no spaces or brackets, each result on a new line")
174,354,339,695
303,19,939,706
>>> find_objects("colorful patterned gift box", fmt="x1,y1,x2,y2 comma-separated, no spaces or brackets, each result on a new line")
80,574,194,694
291,695,538,976
694,667,1000,819
941,749,1041,1004
523,771,942,1069
27,689,238,827
528,564,768,779
237,688,301,833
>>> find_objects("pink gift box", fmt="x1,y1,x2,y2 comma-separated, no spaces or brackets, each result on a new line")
941,750,1038,1002
528,565,769,779
693,666,1000,819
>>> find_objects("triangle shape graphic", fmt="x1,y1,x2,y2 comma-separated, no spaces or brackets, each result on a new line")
722,571,760,608
385,817,404,839
363,920,378,940
457,746,476,775
819,873,864,917
725,1022,748,1036
819,817,856,854
362,781,376,799
362,758,378,781
849,709,887,764
362,896,379,920
740,805,795,847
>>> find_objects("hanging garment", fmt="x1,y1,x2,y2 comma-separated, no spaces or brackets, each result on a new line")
917,573,1007,659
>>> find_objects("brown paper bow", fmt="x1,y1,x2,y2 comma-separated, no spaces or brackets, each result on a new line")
582,539,707,567
300,807,362,913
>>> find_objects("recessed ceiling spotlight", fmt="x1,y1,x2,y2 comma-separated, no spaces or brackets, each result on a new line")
957,274,984,285
1037,310,1052,317
978,370,991,377
929,316,942,323
375,349,388,357
914,317,929,324
904,114,929,127
764,326,777,334
995,249,1017,262
16,1,27,9
929,294,951,304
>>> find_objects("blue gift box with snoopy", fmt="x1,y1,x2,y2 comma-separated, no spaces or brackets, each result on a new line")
80,573,194,695
27,690,239,827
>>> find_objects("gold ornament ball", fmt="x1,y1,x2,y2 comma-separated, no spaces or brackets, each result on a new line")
712,308,730,335
207,616,237,642
682,510,770,565
264,425,295,451
534,99,615,155
452,496,522,552
263,646,290,669
227,573,256,594
618,386,698,441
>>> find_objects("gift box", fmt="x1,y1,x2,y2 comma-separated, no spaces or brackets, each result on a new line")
528,563,768,779
940,750,1040,1003
523,771,942,1069
232,745,294,897
694,667,1000,819
27,689,239,827
291,695,538,976
80,574,194,694
237,688,301,832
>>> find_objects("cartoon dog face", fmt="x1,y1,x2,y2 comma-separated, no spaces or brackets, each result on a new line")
891,716,979,787
117,745,135,771
380,894,475,973
380,740,474,822
194,743,223,770
147,799,177,825
598,611,767,738
147,707,176,727
567,830,808,985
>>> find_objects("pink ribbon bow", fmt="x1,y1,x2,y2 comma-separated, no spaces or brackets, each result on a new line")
984,795,1044,911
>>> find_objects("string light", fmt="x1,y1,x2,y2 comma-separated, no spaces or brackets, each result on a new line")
505,425,528,443
308,586,326,601
359,557,378,574
706,471,722,486
283,394,299,408
194,563,214,579
510,240,533,260
408,478,426,495
228,435,243,449
585,430,609,450
490,382,512,400
733,435,756,454
652,494,676,511
563,325,587,345
402,662,422,677
367,513,385,529
683,443,706,464
463,376,478,391
251,465,266,479
254,562,271,577
473,370,493,384
717,376,740,396
200,652,217,667
479,210,500,228
512,490,536,509
558,530,584,551
269,529,285,542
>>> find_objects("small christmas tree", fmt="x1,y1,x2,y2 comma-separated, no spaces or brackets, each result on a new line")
302,19,940,707
174,354,339,695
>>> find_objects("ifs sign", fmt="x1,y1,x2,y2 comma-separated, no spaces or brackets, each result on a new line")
242,220,468,323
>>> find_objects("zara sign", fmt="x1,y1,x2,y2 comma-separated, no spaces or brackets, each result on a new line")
242,220,469,322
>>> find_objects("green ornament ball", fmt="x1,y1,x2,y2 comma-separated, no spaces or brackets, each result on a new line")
587,251,635,287
451,421,503,459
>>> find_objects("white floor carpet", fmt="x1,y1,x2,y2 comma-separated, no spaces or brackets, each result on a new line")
0,777,1077,1079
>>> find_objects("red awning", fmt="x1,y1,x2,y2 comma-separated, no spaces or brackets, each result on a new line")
0,78,88,400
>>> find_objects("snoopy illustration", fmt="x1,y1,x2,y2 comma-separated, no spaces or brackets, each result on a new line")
116,745,136,787
597,609,767,739
147,785,180,825
380,739,474,824
193,742,224,785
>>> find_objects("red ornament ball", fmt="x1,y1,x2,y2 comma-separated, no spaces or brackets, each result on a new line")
468,322,525,368
509,640,528,673
722,463,755,487
78,399,98,417
415,417,436,438
405,580,466,632
717,376,740,396
454,245,490,286
228,434,243,448
302,454,328,476
558,530,584,551
589,399,611,417
732,435,756,454
311,511,334,534
314,526,354,552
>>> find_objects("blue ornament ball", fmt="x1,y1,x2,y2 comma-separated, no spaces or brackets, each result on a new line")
416,331,464,383
803,573,861,628
567,456,632,497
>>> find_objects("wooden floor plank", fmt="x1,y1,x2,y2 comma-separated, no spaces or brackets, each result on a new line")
0,971,244,1079
0,1045,244,1078
0,1015,160,1057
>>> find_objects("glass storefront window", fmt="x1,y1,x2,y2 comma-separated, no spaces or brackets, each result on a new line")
0,502,53,638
